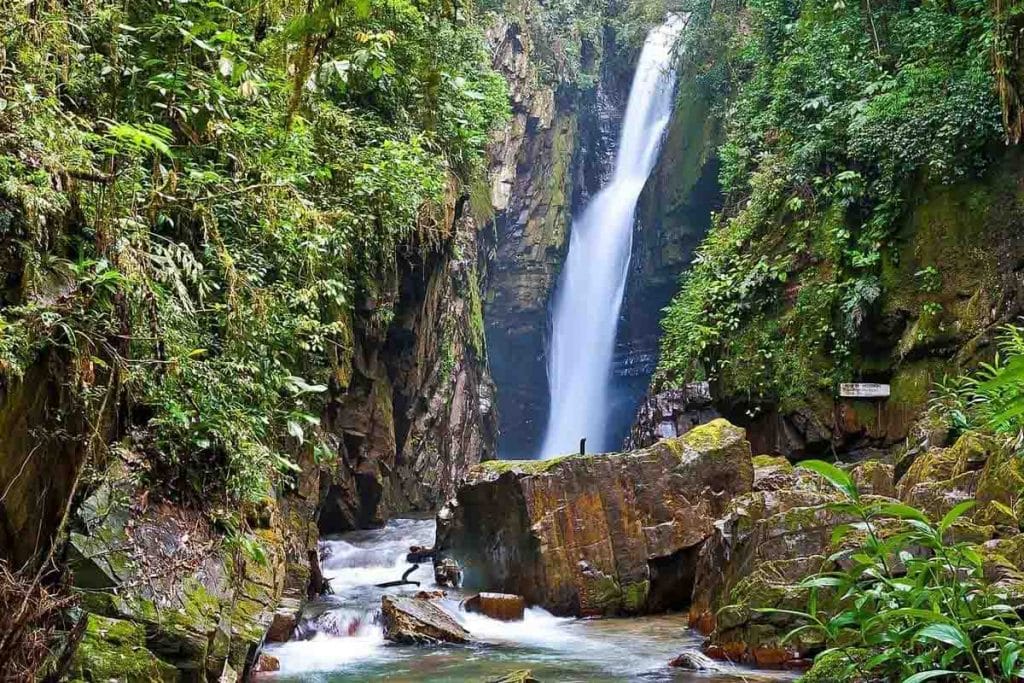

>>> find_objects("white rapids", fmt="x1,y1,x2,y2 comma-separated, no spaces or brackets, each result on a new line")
262,518,790,682
540,15,687,458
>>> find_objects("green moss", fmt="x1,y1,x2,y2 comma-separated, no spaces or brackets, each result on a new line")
975,437,1024,523
590,574,623,611
467,266,486,356
69,614,177,683
888,361,941,407
799,648,867,683
882,172,1007,361
621,580,650,612
679,418,742,454
752,454,793,471
476,453,580,474
541,114,577,249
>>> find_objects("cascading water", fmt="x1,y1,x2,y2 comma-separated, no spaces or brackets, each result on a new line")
264,518,759,681
540,16,686,458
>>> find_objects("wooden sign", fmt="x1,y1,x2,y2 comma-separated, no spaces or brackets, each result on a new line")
839,383,890,399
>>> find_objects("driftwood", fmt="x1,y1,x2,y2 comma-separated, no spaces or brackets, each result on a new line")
375,564,420,588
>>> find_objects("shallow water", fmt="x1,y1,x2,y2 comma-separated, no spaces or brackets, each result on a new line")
264,519,794,683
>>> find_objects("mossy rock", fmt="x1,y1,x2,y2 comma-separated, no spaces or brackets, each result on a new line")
897,431,996,497
799,648,868,683
752,454,793,471
680,418,746,455
850,460,895,498
975,440,1024,523
476,453,578,475
68,614,177,683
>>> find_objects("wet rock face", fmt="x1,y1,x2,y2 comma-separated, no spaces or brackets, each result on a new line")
625,383,719,449
318,211,498,532
435,419,754,616
481,0,625,458
482,9,572,459
381,595,471,644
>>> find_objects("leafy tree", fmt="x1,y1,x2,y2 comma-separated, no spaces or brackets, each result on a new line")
0,0,509,506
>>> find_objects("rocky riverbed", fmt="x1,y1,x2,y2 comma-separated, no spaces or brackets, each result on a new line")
433,419,1024,671
262,518,794,682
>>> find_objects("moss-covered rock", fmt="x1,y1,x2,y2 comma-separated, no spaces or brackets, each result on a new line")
689,460,906,668
67,468,292,678
897,431,1014,531
850,460,896,498
799,648,868,683
68,614,177,683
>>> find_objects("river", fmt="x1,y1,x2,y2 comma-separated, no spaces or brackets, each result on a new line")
264,519,793,682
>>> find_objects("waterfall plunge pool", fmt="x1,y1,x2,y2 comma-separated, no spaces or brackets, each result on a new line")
263,519,796,682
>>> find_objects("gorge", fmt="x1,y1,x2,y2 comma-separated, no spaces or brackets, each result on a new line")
2,0,1024,680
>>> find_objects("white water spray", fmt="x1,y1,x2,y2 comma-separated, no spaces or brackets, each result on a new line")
540,15,686,458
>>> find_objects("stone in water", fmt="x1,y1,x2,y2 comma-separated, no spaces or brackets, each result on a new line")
464,592,526,621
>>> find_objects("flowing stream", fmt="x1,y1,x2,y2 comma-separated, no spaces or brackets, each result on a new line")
264,519,791,682
539,16,686,458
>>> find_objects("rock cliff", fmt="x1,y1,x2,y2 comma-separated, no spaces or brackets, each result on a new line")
317,208,498,532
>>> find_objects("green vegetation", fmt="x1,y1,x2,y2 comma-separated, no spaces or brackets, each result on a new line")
776,460,1024,682
656,0,1009,406
931,323,1024,444
0,0,509,506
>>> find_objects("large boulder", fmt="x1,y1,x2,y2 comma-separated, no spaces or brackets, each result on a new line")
898,431,1018,533
688,476,842,666
435,419,754,616
66,465,295,679
381,595,471,644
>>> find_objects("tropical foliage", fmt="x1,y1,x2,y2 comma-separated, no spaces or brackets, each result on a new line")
656,0,1006,407
931,323,1024,446
775,460,1024,683
0,0,509,504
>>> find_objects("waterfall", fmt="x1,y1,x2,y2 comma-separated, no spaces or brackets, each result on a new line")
539,15,686,458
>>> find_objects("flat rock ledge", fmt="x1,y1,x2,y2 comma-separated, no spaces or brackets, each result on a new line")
381,595,471,644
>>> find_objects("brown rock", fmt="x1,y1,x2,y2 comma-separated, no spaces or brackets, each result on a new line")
381,595,470,644
254,654,280,672
264,598,301,643
752,645,797,667
689,474,859,667
898,431,1009,529
751,454,796,491
850,460,896,498
435,419,754,616
668,651,719,670
464,592,525,621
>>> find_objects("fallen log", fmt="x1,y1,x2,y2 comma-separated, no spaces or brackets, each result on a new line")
375,564,421,588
